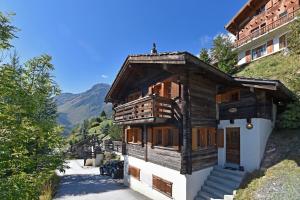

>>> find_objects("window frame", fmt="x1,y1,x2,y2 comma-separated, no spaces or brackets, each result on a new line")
152,126,179,150
126,127,142,145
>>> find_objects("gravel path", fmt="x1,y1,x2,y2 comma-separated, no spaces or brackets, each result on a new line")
54,160,150,200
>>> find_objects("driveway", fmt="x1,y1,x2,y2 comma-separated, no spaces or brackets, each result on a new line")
54,160,150,200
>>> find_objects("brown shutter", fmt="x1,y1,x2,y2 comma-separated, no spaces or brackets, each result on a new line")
217,129,224,148
128,166,140,180
171,82,179,98
192,128,198,151
153,128,157,145
209,128,216,146
152,175,172,197
137,128,142,144
216,94,222,104
246,50,251,63
200,128,208,147
267,40,273,54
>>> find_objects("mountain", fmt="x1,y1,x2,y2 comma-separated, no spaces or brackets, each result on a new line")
56,83,112,136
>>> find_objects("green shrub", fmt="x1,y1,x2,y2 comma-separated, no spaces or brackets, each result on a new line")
279,99,300,129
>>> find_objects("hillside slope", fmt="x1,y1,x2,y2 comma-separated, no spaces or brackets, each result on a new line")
236,53,300,94
56,83,112,136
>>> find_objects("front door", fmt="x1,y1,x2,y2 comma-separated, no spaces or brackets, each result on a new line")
226,127,240,165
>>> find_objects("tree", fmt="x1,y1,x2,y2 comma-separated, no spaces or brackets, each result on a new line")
0,12,17,50
100,110,107,118
211,34,237,74
199,48,211,64
108,124,122,141
287,12,300,55
80,119,89,139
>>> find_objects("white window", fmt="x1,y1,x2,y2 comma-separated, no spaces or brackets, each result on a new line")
252,44,267,60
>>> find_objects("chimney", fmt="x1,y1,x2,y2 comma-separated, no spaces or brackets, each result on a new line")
151,43,158,54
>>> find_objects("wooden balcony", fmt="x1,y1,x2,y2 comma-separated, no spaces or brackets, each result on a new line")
114,95,180,125
235,7,299,48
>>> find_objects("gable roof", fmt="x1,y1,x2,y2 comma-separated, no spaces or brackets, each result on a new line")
105,51,294,102
105,52,232,102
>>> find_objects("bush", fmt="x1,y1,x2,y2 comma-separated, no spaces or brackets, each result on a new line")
279,99,300,129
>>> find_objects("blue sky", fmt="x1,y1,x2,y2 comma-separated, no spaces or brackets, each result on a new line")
1,0,246,93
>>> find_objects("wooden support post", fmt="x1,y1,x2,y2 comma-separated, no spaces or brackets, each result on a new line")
143,124,148,162
122,126,126,155
180,72,192,175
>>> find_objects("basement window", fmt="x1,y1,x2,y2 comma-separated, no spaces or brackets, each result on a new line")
152,175,172,197
128,165,140,180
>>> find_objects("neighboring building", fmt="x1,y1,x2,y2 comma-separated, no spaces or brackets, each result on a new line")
105,51,292,200
226,0,300,66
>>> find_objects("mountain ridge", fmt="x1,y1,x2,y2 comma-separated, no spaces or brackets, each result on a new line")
56,83,112,136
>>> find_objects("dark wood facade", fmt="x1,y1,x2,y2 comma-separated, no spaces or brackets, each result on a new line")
105,52,292,175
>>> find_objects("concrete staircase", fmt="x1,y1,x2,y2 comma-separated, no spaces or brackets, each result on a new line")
194,166,246,200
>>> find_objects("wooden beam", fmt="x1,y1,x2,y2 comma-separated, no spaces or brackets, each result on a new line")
180,72,192,175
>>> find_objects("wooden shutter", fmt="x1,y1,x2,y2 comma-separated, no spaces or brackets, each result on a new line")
200,128,208,147
267,40,273,54
217,129,224,148
171,82,179,98
246,50,251,63
137,128,142,144
192,128,198,151
152,175,172,197
153,128,157,145
128,166,140,180
216,94,222,104
209,128,216,146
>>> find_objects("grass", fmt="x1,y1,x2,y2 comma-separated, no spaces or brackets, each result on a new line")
236,53,300,94
39,172,60,200
235,129,300,200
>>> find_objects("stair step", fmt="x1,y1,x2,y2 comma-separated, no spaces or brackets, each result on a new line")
197,190,218,200
211,170,243,182
214,166,246,177
205,180,235,194
208,175,240,188
202,185,225,199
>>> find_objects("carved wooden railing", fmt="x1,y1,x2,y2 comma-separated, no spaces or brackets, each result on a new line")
235,7,300,48
114,95,180,124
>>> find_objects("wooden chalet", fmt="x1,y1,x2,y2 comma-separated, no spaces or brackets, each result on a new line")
105,51,292,200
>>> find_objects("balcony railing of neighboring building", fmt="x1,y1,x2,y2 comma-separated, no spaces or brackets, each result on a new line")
235,7,300,48
114,94,181,124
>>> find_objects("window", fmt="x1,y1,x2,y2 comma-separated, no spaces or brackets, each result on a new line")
152,175,172,197
128,165,140,180
279,10,288,18
279,35,287,49
252,44,267,60
192,127,216,150
149,80,180,99
126,128,142,144
152,127,179,148
216,89,240,104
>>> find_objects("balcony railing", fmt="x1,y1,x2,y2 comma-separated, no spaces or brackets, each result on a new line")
235,8,299,48
114,95,180,124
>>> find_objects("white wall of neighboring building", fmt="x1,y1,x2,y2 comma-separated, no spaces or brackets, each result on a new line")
217,118,274,172
238,51,246,66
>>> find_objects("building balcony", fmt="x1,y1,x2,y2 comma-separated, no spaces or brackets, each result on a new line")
114,94,181,125
235,7,299,48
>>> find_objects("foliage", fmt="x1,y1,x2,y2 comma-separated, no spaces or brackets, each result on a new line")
0,12,18,50
287,12,300,55
199,48,211,64
39,172,60,200
211,34,237,74
108,124,122,141
279,99,300,129
100,110,107,118
0,13,64,199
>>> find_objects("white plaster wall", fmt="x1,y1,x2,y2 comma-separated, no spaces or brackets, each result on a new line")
218,118,273,172
237,51,246,66
273,36,280,52
124,156,187,200
186,167,213,200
